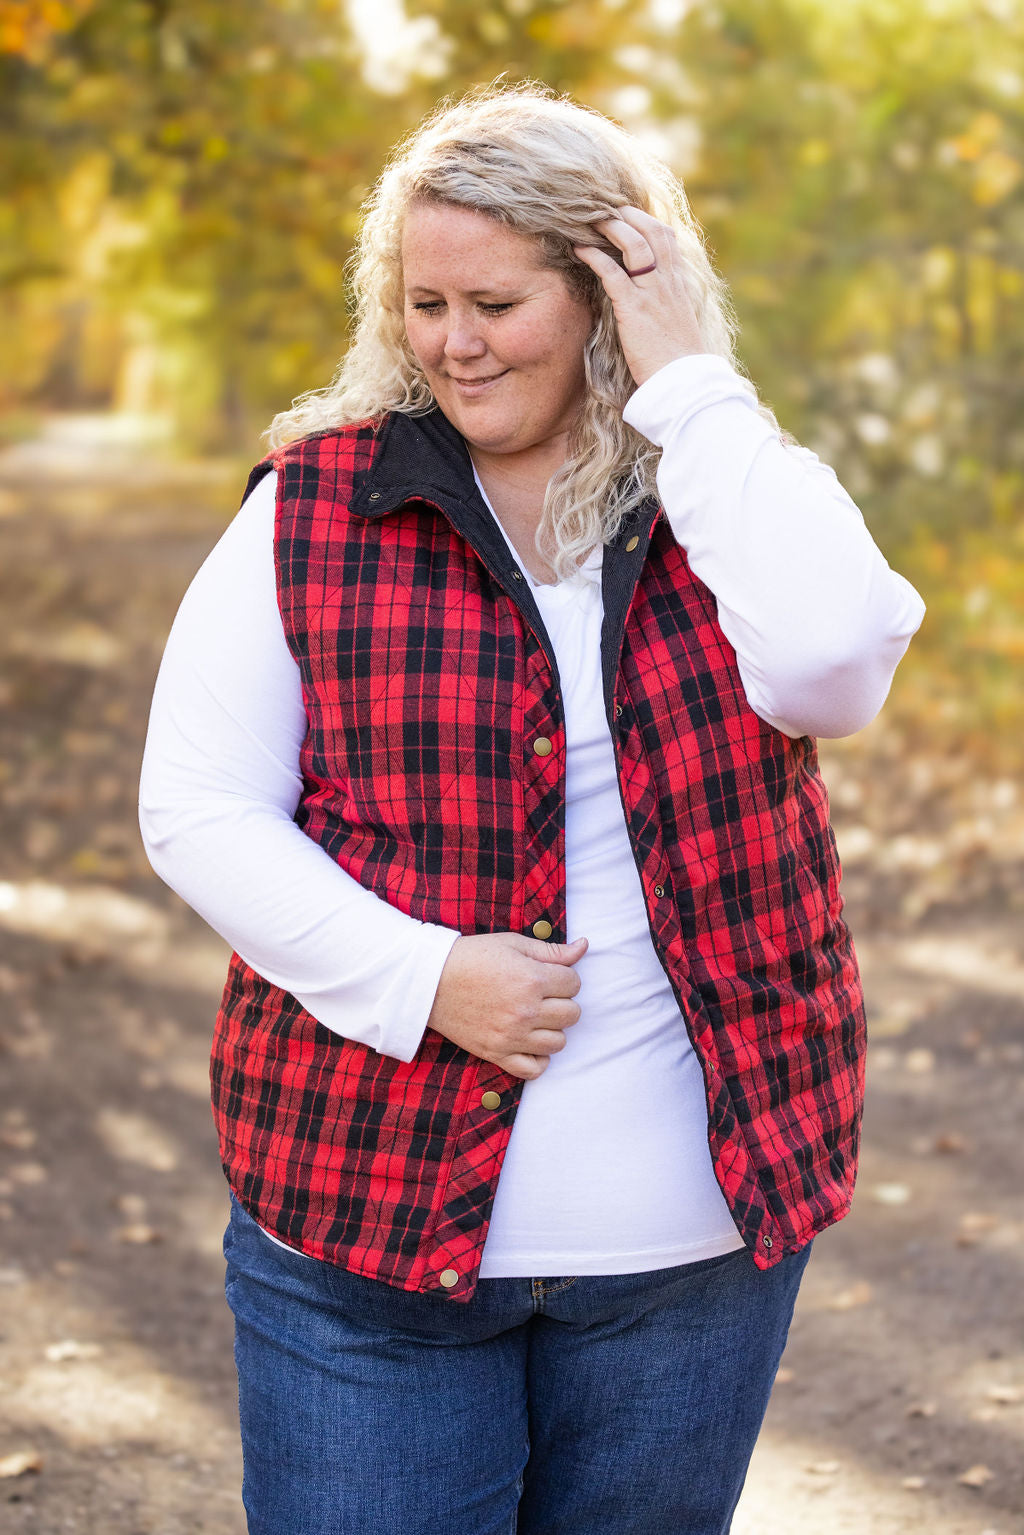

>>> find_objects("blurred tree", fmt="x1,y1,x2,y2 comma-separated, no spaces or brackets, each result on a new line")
1,0,1022,742
2,0,387,444
0,0,653,447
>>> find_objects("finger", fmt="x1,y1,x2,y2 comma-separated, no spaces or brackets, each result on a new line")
517,933,588,966
504,1053,549,1081
541,965,583,999
615,204,676,247
573,244,634,293
614,206,680,263
538,936,589,966
537,996,581,1030
526,1025,571,1054
589,215,656,273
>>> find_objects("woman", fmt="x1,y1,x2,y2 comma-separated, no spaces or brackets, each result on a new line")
140,83,925,1535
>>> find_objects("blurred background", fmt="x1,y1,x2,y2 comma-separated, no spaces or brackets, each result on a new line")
0,2,1022,1532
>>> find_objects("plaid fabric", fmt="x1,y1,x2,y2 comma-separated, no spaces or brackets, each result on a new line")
211,406,867,1303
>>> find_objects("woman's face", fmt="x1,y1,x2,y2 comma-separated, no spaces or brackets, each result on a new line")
401,201,594,460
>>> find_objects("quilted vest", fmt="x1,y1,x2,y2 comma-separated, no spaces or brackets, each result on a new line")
211,405,867,1302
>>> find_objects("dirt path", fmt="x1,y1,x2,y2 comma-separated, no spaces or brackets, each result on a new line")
0,440,1021,1533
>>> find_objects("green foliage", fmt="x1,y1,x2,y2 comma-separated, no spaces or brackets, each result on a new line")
1,0,1021,748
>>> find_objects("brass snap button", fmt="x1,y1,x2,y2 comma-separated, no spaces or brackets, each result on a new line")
481,1091,502,1110
653,884,665,898
439,1268,459,1288
533,737,552,756
625,535,639,552
532,919,553,940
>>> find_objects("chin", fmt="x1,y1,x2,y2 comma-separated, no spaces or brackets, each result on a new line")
445,409,519,450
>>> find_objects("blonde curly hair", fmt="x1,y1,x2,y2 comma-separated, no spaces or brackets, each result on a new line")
267,80,783,580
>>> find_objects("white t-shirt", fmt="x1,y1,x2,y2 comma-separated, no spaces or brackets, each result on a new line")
139,352,925,1273
475,485,743,1273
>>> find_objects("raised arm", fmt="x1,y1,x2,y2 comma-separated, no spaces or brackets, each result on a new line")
138,469,460,1062
574,204,925,740
622,353,927,739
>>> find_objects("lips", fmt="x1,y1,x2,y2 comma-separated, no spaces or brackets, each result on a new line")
448,371,508,389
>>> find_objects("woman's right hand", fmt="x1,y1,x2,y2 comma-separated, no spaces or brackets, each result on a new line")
426,932,588,1080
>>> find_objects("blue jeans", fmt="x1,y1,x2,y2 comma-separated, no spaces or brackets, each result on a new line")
223,1192,811,1535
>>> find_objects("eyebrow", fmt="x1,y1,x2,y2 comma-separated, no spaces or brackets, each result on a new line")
405,285,519,297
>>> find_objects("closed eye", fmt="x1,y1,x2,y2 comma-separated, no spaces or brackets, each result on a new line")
410,301,515,315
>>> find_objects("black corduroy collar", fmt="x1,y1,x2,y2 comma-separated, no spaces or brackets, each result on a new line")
263,402,663,721
350,403,663,720
348,405,478,519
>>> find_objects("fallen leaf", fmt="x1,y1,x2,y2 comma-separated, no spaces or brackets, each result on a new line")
905,1048,936,1073
957,1212,1000,1247
0,1449,42,1478
10,1161,47,1184
985,1384,1023,1405
958,1463,994,1488
828,1281,873,1311
0,1126,36,1149
114,1223,161,1245
872,1182,912,1206
934,1133,968,1154
43,1339,102,1363
805,1460,841,1476
114,1193,147,1220
901,1475,927,1490
906,1401,937,1418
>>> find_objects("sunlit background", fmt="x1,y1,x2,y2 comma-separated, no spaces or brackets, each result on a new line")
1,3,1023,1532
4,0,1024,747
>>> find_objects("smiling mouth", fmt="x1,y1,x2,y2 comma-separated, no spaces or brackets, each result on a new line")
449,371,508,386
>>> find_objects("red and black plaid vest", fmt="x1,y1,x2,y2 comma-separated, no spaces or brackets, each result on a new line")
211,407,867,1302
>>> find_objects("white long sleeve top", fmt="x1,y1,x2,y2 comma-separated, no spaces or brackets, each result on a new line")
139,352,925,1271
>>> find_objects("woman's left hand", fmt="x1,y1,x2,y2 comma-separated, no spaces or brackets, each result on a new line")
573,205,705,387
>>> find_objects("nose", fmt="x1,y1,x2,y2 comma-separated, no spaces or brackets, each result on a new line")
443,309,487,364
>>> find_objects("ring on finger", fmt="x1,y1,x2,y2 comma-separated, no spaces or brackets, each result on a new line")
625,261,657,277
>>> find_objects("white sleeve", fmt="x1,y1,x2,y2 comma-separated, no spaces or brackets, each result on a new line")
622,353,927,739
137,469,461,1062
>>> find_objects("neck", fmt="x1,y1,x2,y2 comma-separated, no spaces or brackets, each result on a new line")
469,444,565,586
470,427,570,497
